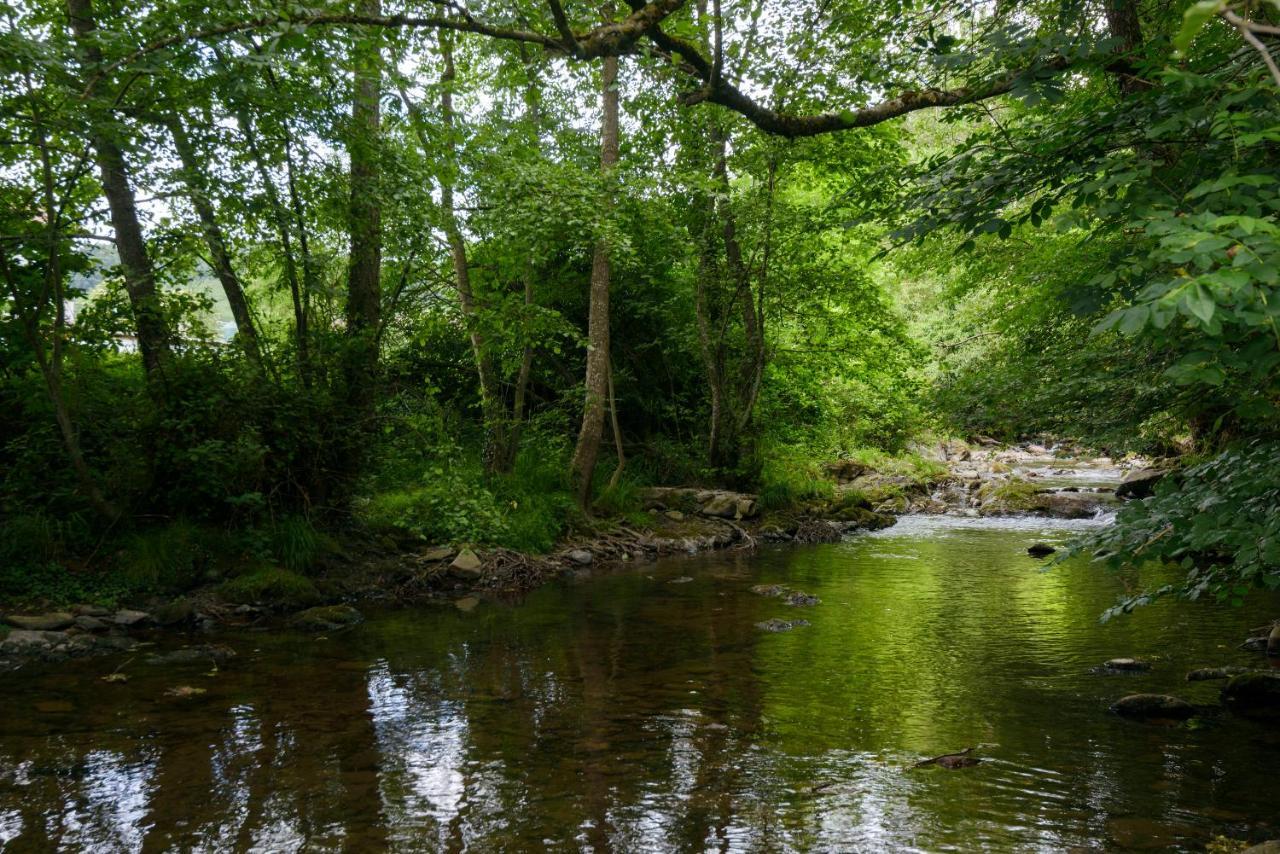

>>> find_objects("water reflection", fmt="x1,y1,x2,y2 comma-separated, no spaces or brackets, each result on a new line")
1,520,1278,851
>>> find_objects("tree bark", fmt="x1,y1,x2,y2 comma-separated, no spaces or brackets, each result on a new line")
164,112,266,374
1103,0,1149,97
569,47,619,507
339,0,383,488
67,0,172,391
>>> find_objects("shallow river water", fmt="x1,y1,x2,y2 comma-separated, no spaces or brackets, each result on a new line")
1,515,1278,852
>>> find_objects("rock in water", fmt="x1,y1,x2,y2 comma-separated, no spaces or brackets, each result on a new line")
566,549,593,565
1221,672,1280,719
1242,636,1270,652
785,592,821,607
0,630,61,651
153,599,194,626
110,609,151,627
1027,543,1056,557
1109,694,1196,722
1186,666,1250,682
1115,467,1167,499
1269,624,1280,657
913,747,980,769
750,584,789,597
755,618,810,632
73,615,109,633
1243,842,1280,854
146,644,237,666
1104,658,1152,672
5,613,74,631
290,605,364,632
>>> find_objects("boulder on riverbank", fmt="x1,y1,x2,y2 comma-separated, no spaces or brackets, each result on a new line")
1115,467,1168,499
4,612,74,631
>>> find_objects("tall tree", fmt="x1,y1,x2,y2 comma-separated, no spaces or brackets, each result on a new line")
340,0,384,490
568,43,620,506
66,0,173,391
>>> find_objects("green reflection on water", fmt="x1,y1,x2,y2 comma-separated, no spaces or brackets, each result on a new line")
1,516,1277,851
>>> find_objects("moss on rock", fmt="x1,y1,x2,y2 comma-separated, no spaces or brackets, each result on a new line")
218,566,321,609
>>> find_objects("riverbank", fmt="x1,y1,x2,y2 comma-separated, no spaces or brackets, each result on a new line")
0,439,1179,672
0,482,897,670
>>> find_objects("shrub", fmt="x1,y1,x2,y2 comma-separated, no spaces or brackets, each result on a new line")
116,519,205,591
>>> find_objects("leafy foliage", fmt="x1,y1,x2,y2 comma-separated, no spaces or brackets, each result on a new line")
1083,442,1280,619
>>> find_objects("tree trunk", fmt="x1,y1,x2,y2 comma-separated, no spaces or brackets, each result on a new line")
568,49,619,507
164,112,266,374
1104,0,1148,97
339,0,383,489
67,0,172,391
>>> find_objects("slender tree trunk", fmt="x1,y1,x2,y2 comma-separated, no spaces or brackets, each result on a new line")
339,0,383,489
234,107,312,384
569,49,619,507
67,0,172,391
437,33,509,473
606,359,625,489
164,112,266,373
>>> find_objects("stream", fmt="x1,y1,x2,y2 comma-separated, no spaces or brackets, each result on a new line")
1,511,1278,851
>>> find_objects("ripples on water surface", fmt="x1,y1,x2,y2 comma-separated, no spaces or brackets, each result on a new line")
2,515,1278,851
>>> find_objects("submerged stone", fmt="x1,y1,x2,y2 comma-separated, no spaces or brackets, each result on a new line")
290,605,364,632
146,644,237,666
1186,666,1250,682
1027,543,1056,557
1221,672,1280,719
755,618,810,633
1109,693,1196,721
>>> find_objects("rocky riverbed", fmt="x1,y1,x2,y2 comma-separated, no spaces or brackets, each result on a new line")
833,439,1168,520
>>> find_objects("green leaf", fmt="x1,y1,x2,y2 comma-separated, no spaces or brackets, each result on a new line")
1173,0,1226,56
1184,282,1216,324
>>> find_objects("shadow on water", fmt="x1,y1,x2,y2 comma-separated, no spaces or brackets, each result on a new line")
1,515,1278,851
